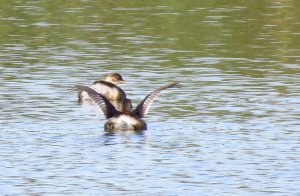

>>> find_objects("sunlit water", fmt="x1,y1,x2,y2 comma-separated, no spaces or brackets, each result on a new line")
1,1,300,195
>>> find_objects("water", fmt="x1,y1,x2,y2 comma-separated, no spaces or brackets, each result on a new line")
1,0,300,195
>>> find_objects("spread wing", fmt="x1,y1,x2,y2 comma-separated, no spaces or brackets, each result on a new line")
77,85,118,119
133,82,178,118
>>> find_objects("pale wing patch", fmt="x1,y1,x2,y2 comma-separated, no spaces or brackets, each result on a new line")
92,84,120,101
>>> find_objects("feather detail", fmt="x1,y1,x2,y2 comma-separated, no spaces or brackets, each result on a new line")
133,82,178,118
77,85,118,119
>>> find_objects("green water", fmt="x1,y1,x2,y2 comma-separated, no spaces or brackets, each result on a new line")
1,1,299,195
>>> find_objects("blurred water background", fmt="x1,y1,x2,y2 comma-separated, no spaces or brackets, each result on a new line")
1,0,300,195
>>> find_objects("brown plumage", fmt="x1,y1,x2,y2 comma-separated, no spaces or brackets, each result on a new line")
78,73,130,112
77,82,177,133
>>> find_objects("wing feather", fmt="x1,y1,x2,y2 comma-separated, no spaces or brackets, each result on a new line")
77,85,117,119
133,82,178,118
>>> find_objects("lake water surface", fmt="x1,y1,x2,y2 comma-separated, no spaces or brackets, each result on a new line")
1,1,300,195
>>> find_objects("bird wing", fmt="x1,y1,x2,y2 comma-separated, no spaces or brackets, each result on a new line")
77,85,118,119
133,82,178,118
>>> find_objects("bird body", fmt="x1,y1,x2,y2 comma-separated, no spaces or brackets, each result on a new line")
78,73,130,112
77,82,177,133
104,114,147,133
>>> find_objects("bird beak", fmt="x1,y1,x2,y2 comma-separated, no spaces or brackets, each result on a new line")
120,80,126,84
